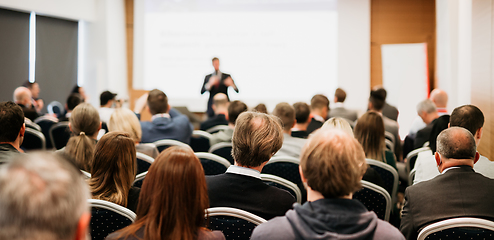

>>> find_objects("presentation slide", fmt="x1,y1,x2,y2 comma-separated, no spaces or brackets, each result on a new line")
134,0,338,112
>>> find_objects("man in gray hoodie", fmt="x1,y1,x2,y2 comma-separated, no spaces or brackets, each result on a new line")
251,128,404,240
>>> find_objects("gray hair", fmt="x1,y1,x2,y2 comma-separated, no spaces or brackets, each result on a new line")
437,127,476,160
416,99,437,114
0,152,90,240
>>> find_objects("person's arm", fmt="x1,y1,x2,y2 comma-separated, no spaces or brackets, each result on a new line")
400,188,417,240
224,76,239,92
201,75,214,94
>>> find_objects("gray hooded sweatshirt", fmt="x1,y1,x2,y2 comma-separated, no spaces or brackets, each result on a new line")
251,198,404,240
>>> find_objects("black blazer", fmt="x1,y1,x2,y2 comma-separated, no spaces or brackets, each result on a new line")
206,173,296,220
200,114,228,131
201,73,238,118
400,166,494,240
306,118,324,135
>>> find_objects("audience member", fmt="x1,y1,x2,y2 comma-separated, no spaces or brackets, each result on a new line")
98,90,118,123
354,112,397,170
71,85,88,102
0,101,25,163
109,108,159,159
400,127,494,240
207,112,296,220
306,94,329,134
107,146,225,240
208,100,247,146
412,99,440,149
328,88,358,122
368,89,401,160
0,152,90,240
89,132,140,212
408,89,449,137
13,86,39,121
291,102,310,139
373,86,399,121
272,102,306,158
253,103,268,114
23,80,44,113
251,128,404,240
135,89,193,144
61,103,101,172
59,93,84,122
200,93,229,131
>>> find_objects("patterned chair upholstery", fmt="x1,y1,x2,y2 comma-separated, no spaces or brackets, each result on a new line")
132,171,147,188
261,174,302,204
88,199,136,240
190,130,212,152
262,156,305,202
366,158,398,203
21,128,46,151
206,207,267,240
208,142,234,165
136,152,154,175
418,217,494,240
353,180,392,221
49,122,71,150
152,139,191,152
195,152,230,176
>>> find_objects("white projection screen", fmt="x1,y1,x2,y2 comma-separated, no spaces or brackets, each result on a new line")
134,0,338,112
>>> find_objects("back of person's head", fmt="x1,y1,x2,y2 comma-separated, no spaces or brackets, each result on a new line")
89,132,136,208
0,101,24,143
0,152,90,240
293,102,310,124
232,112,283,167
450,105,484,135
437,127,476,161
71,85,80,94
334,88,347,103
354,112,385,161
116,146,208,240
66,103,100,171
109,108,142,143
13,86,32,106
272,102,295,131
253,103,268,114
428,115,450,153
322,117,354,136
147,89,168,115
100,90,116,106
66,93,84,111
227,100,248,124
416,99,437,114
310,94,330,111
429,89,448,108
212,93,229,109
300,128,367,198
369,89,386,111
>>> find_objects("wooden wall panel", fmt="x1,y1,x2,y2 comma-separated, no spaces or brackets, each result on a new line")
371,0,436,89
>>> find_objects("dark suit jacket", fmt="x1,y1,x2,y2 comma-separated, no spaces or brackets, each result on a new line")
329,107,358,122
201,73,238,117
291,130,308,139
382,102,399,121
306,118,324,135
18,103,39,121
413,115,450,151
400,166,494,240
140,108,193,144
206,173,296,220
200,114,228,131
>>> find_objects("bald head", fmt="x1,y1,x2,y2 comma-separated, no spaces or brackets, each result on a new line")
13,87,32,107
212,93,229,112
430,89,448,108
437,127,476,161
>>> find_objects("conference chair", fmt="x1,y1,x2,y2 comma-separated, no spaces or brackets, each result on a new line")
353,180,392,222
207,207,267,240
405,146,431,174
24,119,41,131
49,122,71,150
136,152,154,175
47,101,65,118
261,174,302,204
366,158,399,204
384,131,395,147
195,152,230,176
190,130,212,152
133,171,147,188
21,127,46,151
385,139,394,152
417,217,494,240
205,125,230,134
152,139,191,152
208,142,234,164
408,168,416,186
262,156,306,203
88,199,136,240
34,115,59,149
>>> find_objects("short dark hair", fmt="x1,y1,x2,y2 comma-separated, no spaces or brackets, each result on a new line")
369,89,385,111
293,102,310,124
100,91,117,106
212,57,219,62
67,93,83,111
450,105,484,135
228,100,248,124
0,101,25,142
437,127,476,160
273,102,295,131
310,94,329,110
147,89,168,115
335,88,347,102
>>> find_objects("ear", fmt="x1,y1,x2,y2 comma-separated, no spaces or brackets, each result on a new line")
448,122,450,128
334,96,338,103
368,101,373,110
19,123,26,137
74,212,91,240
435,152,442,167
292,121,296,128
476,127,483,141
68,122,73,132
98,122,102,132
299,165,307,184
167,104,171,113
474,152,480,164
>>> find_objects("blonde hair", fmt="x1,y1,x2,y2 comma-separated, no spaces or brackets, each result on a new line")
108,108,142,142
322,117,354,136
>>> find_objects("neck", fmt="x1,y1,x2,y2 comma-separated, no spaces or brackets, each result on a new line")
235,162,265,172
284,129,291,135
439,160,474,173
0,141,22,152
228,123,235,129
293,123,309,131
306,187,353,202
311,110,323,118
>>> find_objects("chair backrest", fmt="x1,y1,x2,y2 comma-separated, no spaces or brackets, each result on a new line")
81,170,91,179
208,142,234,164
47,101,65,117
34,116,59,149
405,146,431,174
190,130,212,152
353,180,392,222
49,122,71,150
136,152,154,175
408,168,416,186
207,207,267,240
133,171,147,188
366,158,398,203
88,199,136,240
417,217,494,240
205,125,230,134
152,139,191,152
385,139,394,152
21,127,46,151
195,152,231,176
384,131,395,146
261,174,302,204
262,156,306,203
25,120,41,131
